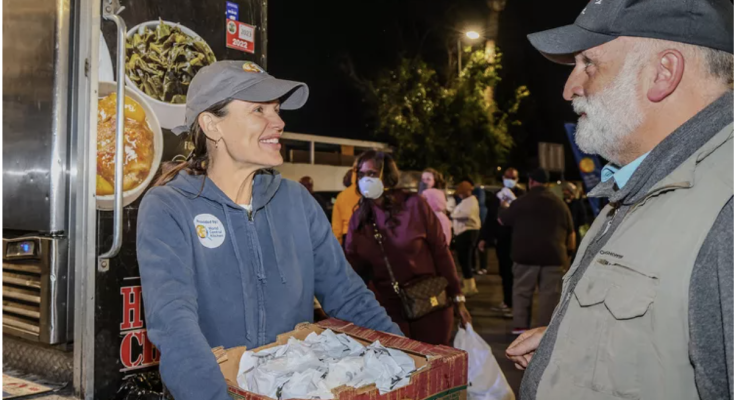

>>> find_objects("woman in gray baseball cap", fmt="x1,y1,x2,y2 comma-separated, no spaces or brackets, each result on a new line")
136,60,402,400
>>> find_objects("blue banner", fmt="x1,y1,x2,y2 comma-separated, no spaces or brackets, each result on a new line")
564,123,602,216
226,1,239,20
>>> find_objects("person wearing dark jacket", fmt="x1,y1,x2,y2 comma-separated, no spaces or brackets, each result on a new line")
561,181,588,244
478,167,525,316
499,168,575,335
471,183,489,275
346,151,471,345
299,176,329,216
136,61,401,400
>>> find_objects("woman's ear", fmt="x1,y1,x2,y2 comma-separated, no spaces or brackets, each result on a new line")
198,112,222,142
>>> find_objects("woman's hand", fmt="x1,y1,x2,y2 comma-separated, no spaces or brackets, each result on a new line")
455,302,472,328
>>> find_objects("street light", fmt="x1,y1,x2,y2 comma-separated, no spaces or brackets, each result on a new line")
458,30,482,77
465,31,481,40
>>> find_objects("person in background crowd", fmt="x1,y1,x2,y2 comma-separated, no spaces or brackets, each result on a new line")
301,178,336,321
507,2,733,399
136,61,401,400
561,181,588,245
499,168,575,336
451,180,482,296
299,176,329,216
422,188,453,246
331,166,361,247
421,167,458,213
419,167,447,194
346,151,471,345
478,167,524,317
471,182,489,275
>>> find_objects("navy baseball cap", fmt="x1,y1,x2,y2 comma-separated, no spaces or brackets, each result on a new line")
172,60,309,135
528,0,734,65
529,168,550,184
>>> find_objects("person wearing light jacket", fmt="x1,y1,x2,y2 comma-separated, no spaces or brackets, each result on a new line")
451,180,482,295
136,61,401,400
421,188,452,246
506,1,733,399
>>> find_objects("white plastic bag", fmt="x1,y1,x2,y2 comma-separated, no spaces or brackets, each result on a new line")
454,324,515,400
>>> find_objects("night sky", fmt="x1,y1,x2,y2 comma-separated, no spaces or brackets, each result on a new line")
268,0,589,179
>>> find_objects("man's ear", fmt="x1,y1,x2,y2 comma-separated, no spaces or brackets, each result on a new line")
198,112,221,142
647,49,685,103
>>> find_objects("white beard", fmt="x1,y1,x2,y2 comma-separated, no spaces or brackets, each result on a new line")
572,55,645,165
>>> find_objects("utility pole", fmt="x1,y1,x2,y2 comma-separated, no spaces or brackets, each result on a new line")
485,0,507,62
484,0,507,109
457,39,462,77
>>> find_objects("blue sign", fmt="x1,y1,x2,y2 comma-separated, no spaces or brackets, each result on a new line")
565,123,603,216
226,1,239,20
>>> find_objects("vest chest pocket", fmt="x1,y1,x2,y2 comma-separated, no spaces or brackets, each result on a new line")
562,260,658,399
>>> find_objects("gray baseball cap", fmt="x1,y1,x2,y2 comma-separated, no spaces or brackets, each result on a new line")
171,60,309,135
528,0,734,65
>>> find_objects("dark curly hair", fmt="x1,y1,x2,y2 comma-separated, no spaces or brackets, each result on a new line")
342,168,354,188
354,150,405,232
422,168,446,190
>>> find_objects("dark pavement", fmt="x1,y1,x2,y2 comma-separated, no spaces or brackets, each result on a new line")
463,249,527,397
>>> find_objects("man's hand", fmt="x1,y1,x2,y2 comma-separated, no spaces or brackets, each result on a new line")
477,240,486,252
506,326,547,370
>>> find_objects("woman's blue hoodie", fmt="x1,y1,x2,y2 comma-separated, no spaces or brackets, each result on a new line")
136,170,401,400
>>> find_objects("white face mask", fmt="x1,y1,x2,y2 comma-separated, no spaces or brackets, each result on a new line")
503,179,517,189
358,177,385,200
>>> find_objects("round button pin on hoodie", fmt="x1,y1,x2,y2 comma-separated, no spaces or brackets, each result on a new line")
193,214,226,249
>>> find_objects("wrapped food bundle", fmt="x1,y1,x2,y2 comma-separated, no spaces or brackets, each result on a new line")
216,320,468,400
236,330,416,399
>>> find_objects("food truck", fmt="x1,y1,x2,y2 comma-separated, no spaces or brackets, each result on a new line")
2,0,474,398
3,0,267,397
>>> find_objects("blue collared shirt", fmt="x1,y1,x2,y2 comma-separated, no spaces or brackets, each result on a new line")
601,152,650,189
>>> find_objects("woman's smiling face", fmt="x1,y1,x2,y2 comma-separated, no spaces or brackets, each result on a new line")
207,99,286,168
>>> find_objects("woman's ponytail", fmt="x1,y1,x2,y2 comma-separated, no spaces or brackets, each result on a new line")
153,99,231,187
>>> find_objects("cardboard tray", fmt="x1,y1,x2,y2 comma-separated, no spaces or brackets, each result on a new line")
216,318,468,400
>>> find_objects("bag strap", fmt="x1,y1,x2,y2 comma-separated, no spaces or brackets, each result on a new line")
372,223,401,295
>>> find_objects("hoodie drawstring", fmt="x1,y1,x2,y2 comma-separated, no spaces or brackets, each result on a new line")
265,207,288,284
222,203,254,342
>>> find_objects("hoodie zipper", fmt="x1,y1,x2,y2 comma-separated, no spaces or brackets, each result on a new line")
246,209,268,344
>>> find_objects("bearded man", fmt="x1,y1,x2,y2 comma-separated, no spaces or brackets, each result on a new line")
505,1,734,399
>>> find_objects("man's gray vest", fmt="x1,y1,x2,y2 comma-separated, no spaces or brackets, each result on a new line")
537,123,733,400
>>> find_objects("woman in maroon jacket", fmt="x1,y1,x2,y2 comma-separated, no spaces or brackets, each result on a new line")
346,151,471,345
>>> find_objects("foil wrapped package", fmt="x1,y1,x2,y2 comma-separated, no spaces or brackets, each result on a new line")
236,330,417,399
